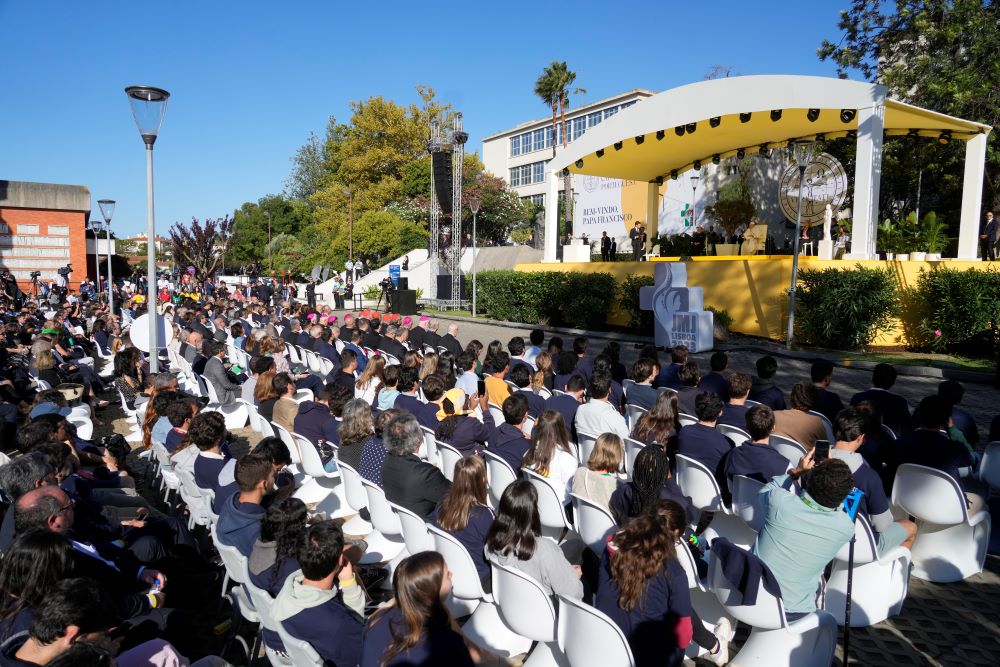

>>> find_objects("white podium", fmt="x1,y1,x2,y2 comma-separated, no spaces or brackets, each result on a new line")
562,241,592,263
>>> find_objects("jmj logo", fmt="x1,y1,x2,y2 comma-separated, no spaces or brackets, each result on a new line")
639,263,714,352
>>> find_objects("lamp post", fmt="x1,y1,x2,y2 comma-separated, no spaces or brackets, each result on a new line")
89,220,102,308
97,199,116,314
264,211,272,272
468,195,480,316
689,175,699,228
125,85,169,372
344,188,354,282
785,139,816,350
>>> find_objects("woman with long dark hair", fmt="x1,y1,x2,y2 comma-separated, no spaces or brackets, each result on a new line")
112,346,145,410
0,530,73,644
249,497,307,596
435,389,492,457
464,339,483,377
361,551,474,667
594,501,695,667
485,480,583,599
521,410,578,504
608,445,695,526
355,355,386,406
631,390,682,451
433,456,495,587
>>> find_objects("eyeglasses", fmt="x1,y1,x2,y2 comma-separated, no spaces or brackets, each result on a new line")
58,498,76,514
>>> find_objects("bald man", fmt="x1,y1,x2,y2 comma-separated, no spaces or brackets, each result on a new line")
440,323,463,357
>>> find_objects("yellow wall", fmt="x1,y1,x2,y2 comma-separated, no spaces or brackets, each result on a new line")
514,257,994,347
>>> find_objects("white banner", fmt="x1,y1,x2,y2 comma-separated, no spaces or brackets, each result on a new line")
574,176,636,242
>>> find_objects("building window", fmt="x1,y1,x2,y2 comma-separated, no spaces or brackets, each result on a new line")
604,106,619,120
522,194,545,208
48,225,69,236
588,111,603,128
571,116,587,141
532,162,545,183
16,224,39,235
621,100,636,109
509,161,547,187
510,135,521,157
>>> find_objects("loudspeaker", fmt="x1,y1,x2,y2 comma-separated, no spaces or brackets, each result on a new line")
396,276,408,291
436,274,467,300
432,151,454,214
391,289,417,315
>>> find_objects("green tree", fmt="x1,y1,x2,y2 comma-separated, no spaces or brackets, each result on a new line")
535,62,585,234
228,194,314,268
818,1,1000,212
168,217,235,282
285,116,347,204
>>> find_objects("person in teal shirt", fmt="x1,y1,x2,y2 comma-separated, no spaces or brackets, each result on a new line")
752,454,855,614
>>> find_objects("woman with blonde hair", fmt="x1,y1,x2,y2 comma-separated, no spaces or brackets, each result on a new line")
418,352,438,381
570,433,625,510
355,355,386,405
433,456,494,587
254,365,278,405
532,351,554,392
264,336,291,374
337,398,376,471
522,409,578,504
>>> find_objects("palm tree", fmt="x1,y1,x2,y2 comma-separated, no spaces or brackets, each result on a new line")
534,62,585,239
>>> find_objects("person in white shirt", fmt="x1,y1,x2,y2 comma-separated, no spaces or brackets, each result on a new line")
455,351,479,405
523,329,544,368
523,409,579,504
574,371,630,440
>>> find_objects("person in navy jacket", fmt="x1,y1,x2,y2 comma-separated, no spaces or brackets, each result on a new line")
626,357,660,411
749,355,786,410
697,351,730,401
509,365,545,419
674,361,702,417
432,456,496,587
722,405,790,490
294,385,342,445
654,345,688,390
489,394,532,474
677,392,733,500
811,359,845,424
850,363,910,436
504,336,534,380
216,454,273,557
435,388,493,457
718,372,752,431
544,375,586,440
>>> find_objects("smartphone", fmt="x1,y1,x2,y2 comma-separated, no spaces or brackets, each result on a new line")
813,440,830,463
477,380,486,397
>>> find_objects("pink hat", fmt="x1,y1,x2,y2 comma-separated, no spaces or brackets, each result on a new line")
402,316,412,325
419,316,430,323
306,313,317,321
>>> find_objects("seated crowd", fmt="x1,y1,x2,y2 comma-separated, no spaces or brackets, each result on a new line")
0,285,992,667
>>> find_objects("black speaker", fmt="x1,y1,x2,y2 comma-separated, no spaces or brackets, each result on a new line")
432,151,454,214
436,274,467,300
396,276,408,291
391,289,417,315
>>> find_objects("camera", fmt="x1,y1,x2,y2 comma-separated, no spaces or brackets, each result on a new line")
379,277,394,292
57,264,72,277
29,271,41,279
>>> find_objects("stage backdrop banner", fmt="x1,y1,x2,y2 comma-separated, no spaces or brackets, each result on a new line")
575,176,650,243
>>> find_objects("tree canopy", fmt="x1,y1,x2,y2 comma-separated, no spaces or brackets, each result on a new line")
169,217,235,281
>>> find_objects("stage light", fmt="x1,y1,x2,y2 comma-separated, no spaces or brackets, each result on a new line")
693,160,702,170
807,108,821,122
655,176,664,185
614,141,623,151
709,116,721,128
675,126,685,136
712,154,721,165
907,128,920,138
770,109,783,122
736,148,745,159
685,122,697,134
938,131,951,145
846,130,857,140
840,109,856,123
635,135,645,145
740,112,752,123
575,159,584,168
656,130,665,140
815,133,826,141
596,149,604,158
670,170,678,180
561,168,570,176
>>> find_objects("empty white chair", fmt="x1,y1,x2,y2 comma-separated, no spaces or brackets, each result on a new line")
522,468,573,541
625,404,647,429
489,557,568,667
824,514,911,626
576,431,599,465
485,451,518,510
359,477,408,564
675,454,755,547
436,440,464,481
68,416,94,441
679,413,698,427
239,398,262,433
570,493,615,556
708,551,837,667
891,463,990,582
200,374,248,429
335,461,374,538
428,525,532,657
390,501,435,555
556,593,635,667
769,434,807,466
291,388,314,403
420,426,440,466
717,423,750,447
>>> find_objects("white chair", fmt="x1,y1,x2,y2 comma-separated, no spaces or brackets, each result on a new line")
390,501,435,555
537,386,552,400
623,437,646,476
769,434,807,466
675,454,755,547
808,409,834,434
485,451,518,510
730,474,765,532
436,440,464,481
428,525,532,657
522,468,573,541
823,514,911,626
359,477,408,564
68,416,94,441
200,374,248,429
294,427,350,520
420,426,440,466
240,559,294,666
625,404,647,429
291,388,314,404
174,464,213,530
150,441,181,505
708,551,837,667
335,461,374,538
488,403,505,426
979,441,1000,489
556,593,635,667
679,413,698,427
239,398,262,433
522,416,537,436
576,431,599,465
891,463,990,582
674,540,735,661
570,493,615,556
489,557,568,667
717,423,751,447
275,624,324,667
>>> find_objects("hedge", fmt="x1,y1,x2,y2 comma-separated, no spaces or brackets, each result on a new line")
915,267,1000,356
795,264,898,351
476,270,617,329
616,274,655,331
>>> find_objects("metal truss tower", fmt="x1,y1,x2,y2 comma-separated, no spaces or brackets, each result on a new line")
427,113,468,308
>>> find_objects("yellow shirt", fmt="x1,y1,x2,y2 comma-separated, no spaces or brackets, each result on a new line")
484,375,511,407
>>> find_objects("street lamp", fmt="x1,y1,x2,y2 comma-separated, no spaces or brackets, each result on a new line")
125,85,169,372
97,199,116,314
343,188,354,281
689,175,699,229
785,138,816,350
264,211,272,272
468,196,481,316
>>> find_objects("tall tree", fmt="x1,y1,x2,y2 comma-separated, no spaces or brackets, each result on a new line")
228,194,313,268
535,62,585,236
818,1,1000,210
168,216,235,281
285,116,346,204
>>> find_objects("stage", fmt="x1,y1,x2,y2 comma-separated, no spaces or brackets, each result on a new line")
516,255,994,347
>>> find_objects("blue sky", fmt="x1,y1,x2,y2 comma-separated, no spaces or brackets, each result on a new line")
0,0,850,237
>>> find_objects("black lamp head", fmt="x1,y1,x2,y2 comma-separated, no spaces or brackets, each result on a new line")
656,130,665,140
740,112,752,123
575,159,584,168
938,130,951,145
655,176,664,185
685,122,697,134
709,116,721,128
613,141,623,151
675,126,686,137
712,154,721,165
736,148,745,159
759,144,770,157
635,135,645,145
693,160,702,170
807,108,821,122
670,170,678,180
840,109,857,123
770,109,783,122
596,149,604,158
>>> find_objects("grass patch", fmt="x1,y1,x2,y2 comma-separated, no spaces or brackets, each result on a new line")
843,351,992,373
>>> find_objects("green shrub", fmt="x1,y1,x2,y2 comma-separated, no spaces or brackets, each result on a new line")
795,265,899,350
363,285,381,300
476,270,615,328
706,306,733,330
617,275,655,331
916,267,1000,356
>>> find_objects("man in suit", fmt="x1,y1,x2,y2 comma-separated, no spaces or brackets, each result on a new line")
423,319,443,350
381,412,451,520
182,330,208,375
357,318,382,351
440,323,463,357
409,316,429,350
629,221,646,261
600,231,611,262
980,211,998,261
850,363,910,436
378,324,408,360
212,317,229,343
203,340,242,404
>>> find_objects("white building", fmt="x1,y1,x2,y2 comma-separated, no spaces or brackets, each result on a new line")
481,89,655,209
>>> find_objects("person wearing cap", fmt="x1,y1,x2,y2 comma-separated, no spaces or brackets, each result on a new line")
339,314,356,342
409,316,429,351
434,387,493,457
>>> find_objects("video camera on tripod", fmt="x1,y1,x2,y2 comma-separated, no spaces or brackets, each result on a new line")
57,264,72,278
